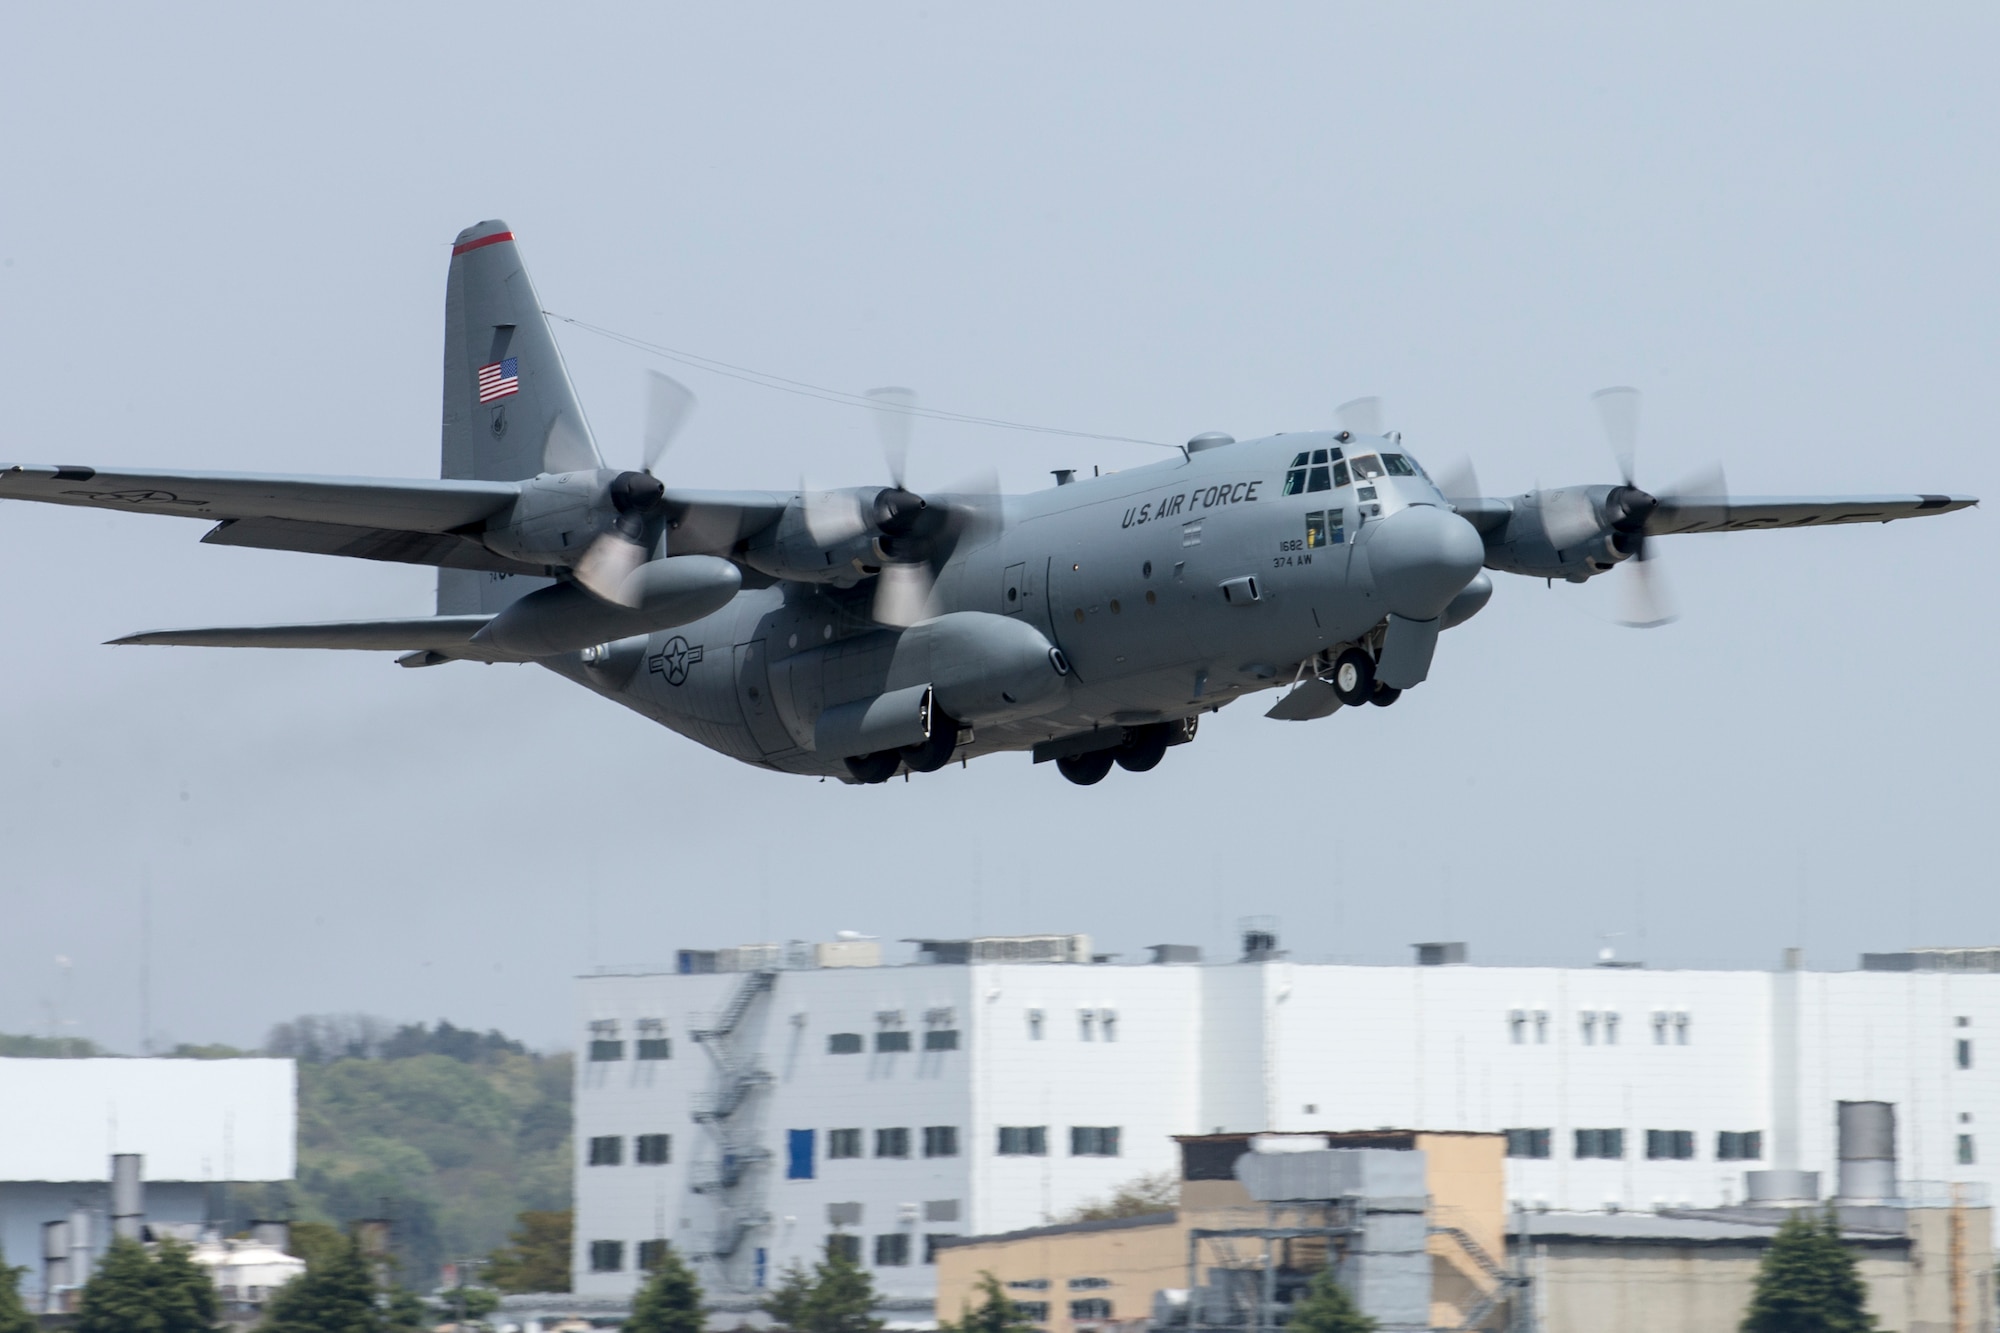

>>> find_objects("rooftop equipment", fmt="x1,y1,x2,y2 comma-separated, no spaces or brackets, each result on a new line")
1414,942,1466,966
1836,1100,1898,1204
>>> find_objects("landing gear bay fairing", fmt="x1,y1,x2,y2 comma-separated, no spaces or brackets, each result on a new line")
6,222,1976,784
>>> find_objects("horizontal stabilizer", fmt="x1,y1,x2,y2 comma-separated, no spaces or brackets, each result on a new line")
108,616,530,663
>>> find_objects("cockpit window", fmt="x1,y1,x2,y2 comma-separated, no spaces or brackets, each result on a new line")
1382,454,1417,477
1306,464,1331,492
1350,454,1386,481
1332,459,1350,488
1309,449,1328,464
1286,445,1348,496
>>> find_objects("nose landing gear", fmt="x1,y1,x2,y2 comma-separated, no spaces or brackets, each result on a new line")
1330,647,1376,706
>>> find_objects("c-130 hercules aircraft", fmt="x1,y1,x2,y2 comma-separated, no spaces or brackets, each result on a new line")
4,222,1976,784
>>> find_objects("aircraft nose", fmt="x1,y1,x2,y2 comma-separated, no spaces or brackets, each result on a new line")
1366,504,1487,620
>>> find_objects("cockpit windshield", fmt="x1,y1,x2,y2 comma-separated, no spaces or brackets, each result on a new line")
1350,454,1385,481
1382,454,1418,477
1281,447,1350,496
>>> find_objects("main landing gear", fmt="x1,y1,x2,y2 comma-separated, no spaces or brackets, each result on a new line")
844,711,963,784
1055,720,1186,786
1329,646,1399,708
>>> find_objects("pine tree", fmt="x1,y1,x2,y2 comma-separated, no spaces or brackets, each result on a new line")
485,1208,572,1294
625,1243,702,1333
798,1235,882,1333
938,1273,1038,1333
258,1234,383,1333
761,1261,817,1331
1286,1266,1376,1333
1741,1209,1878,1333
76,1235,217,1333
0,1247,38,1333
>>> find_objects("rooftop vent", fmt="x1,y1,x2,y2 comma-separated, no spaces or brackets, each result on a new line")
1148,944,1202,965
1414,942,1466,967
1862,947,2000,973
1240,917,1281,962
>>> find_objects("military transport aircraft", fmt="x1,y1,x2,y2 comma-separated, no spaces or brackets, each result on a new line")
1,221,1977,784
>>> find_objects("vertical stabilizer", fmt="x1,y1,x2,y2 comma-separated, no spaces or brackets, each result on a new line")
438,220,599,615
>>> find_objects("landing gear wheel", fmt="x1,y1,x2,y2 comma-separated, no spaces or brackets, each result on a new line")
1369,683,1402,707
1114,723,1171,773
1330,648,1376,707
1056,750,1116,786
901,712,960,773
844,751,902,785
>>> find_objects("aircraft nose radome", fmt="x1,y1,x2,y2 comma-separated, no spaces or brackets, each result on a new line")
1368,504,1488,620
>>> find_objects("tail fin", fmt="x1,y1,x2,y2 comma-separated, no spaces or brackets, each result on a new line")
440,220,602,483
438,220,599,615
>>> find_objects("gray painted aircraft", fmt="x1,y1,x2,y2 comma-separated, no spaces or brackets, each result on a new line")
3,222,1978,784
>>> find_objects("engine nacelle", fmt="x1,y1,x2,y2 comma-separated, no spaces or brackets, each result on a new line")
479,468,631,568
739,490,886,587
1482,485,1652,583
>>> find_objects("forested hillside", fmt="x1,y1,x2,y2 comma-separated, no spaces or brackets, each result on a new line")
1,1017,573,1288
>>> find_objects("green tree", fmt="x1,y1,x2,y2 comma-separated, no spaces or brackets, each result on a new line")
625,1243,702,1333
762,1261,816,1331
1055,1170,1180,1224
485,1208,572,1293
1287,1266,1376,1333
0,1247,38,1333
258,1234,382,1333
75,1236,216,1333
1741,1210,1878,1333
382,1287,429,1332
938,1273,1037,1333
762,1236,882,1333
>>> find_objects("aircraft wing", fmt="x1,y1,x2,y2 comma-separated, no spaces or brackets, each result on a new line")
662,488,792,556
1646,493,1977,535
0,464,520,529
108,616,529,663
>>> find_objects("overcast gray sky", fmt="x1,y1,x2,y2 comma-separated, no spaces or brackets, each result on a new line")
2,3,1993,1054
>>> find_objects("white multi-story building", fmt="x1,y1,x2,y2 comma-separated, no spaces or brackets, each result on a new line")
572,934,2000,1308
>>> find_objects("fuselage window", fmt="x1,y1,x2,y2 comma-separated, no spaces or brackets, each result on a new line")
1382,454,1417,477
1351,454,1385,481
1305,510,1343,547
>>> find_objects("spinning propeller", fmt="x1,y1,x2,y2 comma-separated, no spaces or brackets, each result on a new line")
1586,386,1726,629
804,386,999,628
573,371,696,604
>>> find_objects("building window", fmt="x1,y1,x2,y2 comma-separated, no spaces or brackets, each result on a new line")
828,1129,863,1159
1575,1128,1625,1160
1674,1010,1691,1045
1959,1039,1974,1070
876,1128,911,1159
998,1126,1048,1156
788,1129,815,1180
924,1200,960,1222
923,1126,960,1158
1718,1131,1764,1161
828,1033,863,1055
1101,1011,1118,1042
924,1234,958,1264
637,1240,668,1272
1960,1134,1977,1165
1535,1010,1549,1044
1579,1011,1597,1046
1652,1011,1669,1045
588,1241,624,1273
874,1233,910,1267
827,1203,862,1226
1071,1126,1121,1157
827,1233,861,1263
636,1134,671,1165
589,1040,625,1062
924,1030,960,1051
1027,1009,1044,1040
1015,1303,1050,1322
876,1031,912,1053
1508,1010,1526,1044
1079,1010,1096,1041
1504,1128,1552,1159
636,1037,671,1060
1069,1278,1112,1290
1645,1130,1695,1160
1007,1280,1050,1292
587,1136,623,1166
1604,1012,1620,1045
1070,1299,1113,1321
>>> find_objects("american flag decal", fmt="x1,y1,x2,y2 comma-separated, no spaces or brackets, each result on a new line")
477,357,520,404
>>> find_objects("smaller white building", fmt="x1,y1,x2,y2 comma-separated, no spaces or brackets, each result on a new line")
191,1235,306,1305
0,1057,296,1308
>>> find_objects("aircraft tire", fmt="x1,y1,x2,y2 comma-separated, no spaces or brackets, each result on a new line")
845,751,902,785
1114,724,1171,772
1369,684,1402,707
901,713,960,773
1331,648,1375,706
1056,750,1116,786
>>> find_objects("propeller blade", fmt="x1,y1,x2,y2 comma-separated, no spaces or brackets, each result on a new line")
802,482,870,547
945,466,1005,548
1433,456,1484,506
871,561,935,628
1659,462,1729,503
866,387,917,488
1336,396,1383,438
1590,386,1641,486
641,371,697,475
1615,538,1679,629
573,533,650,606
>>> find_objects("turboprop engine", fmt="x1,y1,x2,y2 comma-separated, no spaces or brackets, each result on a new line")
1482,484,1655,582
